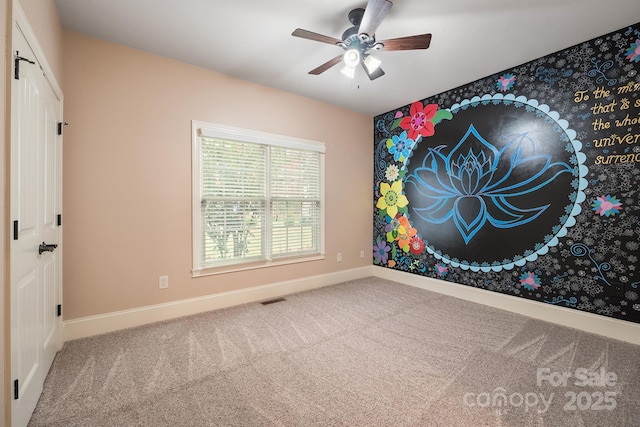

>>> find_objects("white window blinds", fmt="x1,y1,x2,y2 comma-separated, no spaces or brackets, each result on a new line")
193,121,325,274
201,137,266,265
270,147,322,259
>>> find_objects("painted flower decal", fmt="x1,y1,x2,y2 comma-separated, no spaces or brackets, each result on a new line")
405,125,573,244
519,271,541,291
496,73,516,92
385,164,400,181
387,131,415,162
409,236,424,255
373,236,391,265
396,216,417,251
435,263,448,277
385,215,402,242
376,180,409,218
399,102,438,141
592,195,622,217
625,38,640,62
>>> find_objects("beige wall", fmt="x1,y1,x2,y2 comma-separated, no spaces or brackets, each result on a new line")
62,30,373,320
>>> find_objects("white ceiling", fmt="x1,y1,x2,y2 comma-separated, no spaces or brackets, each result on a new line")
55,0,640,117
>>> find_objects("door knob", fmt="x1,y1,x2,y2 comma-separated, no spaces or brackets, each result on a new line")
39,242,58,255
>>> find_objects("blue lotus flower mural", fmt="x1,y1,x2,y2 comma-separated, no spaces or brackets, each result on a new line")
405,124,573,244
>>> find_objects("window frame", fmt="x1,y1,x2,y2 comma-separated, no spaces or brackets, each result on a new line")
192,120,325,277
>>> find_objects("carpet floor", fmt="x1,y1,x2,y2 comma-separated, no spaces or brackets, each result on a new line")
28,277,640,426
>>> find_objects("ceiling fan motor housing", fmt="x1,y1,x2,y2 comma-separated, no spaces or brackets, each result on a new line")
340,24,382,56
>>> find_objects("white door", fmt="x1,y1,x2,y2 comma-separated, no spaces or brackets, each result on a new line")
10,19,63,427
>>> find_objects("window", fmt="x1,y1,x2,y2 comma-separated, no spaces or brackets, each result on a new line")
192,121,325,276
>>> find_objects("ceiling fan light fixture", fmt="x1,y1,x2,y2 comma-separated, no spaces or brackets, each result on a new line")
343,49,361,67
341,64,356,78
363,54,381,73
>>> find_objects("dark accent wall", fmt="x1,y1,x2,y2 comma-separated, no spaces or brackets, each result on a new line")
373,23,640,324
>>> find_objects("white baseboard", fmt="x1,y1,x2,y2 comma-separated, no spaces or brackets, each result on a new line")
65,265,640,346
373,266,640,346
64,266,373,341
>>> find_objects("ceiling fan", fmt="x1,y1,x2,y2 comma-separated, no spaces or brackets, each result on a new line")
292,0,432,80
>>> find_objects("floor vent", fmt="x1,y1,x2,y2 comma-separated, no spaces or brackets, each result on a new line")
261,297,286,305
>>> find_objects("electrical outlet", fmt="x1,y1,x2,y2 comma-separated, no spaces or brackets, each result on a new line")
337,252,342,262
159,276,169,289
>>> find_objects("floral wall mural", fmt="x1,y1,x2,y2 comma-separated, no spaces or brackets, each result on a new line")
373,22,640,324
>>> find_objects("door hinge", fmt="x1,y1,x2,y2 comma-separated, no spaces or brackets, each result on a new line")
57,122,68,135
14,51,35,80
14,379,19,400
13,220,18,240
57,304,62,317
57,214,62,226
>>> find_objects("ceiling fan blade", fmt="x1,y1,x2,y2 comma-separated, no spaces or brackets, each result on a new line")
362,62,385,80
292,28,342,46
358,0,393,37
379,33,432,51
309,55,344,75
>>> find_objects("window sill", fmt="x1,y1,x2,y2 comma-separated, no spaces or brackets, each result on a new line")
192,253,326,278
